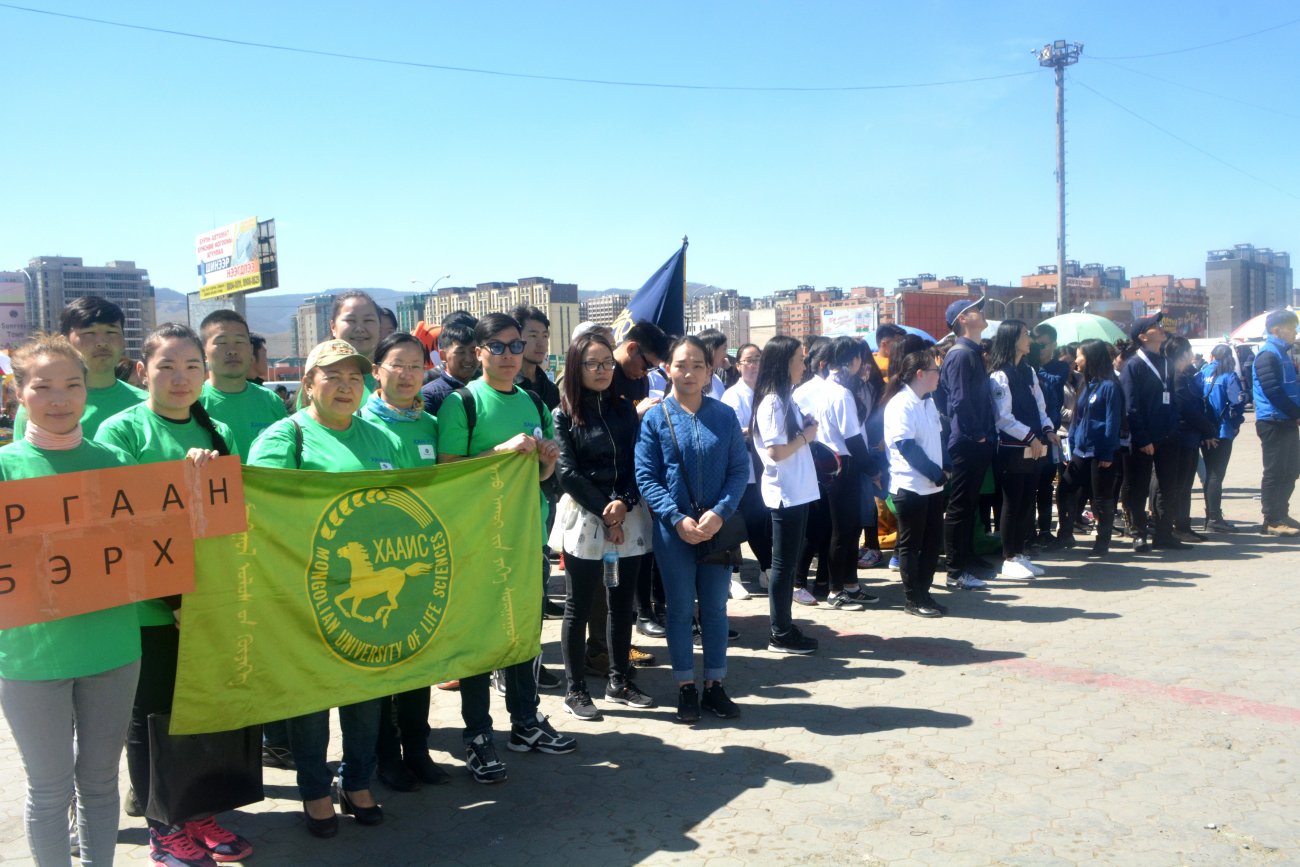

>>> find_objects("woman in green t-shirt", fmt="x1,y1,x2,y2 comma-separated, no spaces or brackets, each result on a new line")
95,324,254,865
0,335,142,867
247,339,403,838
357,332,447,791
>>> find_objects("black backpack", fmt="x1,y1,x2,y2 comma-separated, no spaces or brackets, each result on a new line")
453,386,547,456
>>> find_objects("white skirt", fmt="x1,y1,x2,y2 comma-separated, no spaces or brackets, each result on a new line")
548,494,653,560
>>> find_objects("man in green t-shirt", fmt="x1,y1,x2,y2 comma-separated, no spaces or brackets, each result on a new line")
197,310,288,459
12,296,145,439
437,312,575,784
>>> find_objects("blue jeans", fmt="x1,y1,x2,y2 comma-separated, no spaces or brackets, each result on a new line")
652,523,730,682
460,660,539,742
288,699,381,801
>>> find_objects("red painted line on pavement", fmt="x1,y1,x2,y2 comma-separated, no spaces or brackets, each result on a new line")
831,630,1300,726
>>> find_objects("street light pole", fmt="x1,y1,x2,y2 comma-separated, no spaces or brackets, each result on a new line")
1038,40,1082,317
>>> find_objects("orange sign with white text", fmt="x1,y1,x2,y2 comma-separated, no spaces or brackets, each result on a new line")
0,456,246,629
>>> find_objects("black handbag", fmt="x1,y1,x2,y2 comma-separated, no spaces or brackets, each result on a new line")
145,714,264,826
661,403,748,564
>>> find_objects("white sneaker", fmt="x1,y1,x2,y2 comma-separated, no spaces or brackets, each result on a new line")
729,580,750,600
946,572,988,590
758,570,769,590
999,558,1036,580
1014,555,1045,577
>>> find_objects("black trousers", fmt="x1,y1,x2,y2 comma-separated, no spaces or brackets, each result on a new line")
738,483,773,573
944,440,994,578
126,625,179,833
561,553,643,693
894,489,944,604
1258,420,1300,524
1035,460,1060,534
1201,438,1234,522
797,485,831,591
994,451,1038,559
768,502,810,634
1057,455,1118,546
1123,438,1179,539
634,552,665,620
826,456,863,592
375,688,431,763
1168,442,1200,532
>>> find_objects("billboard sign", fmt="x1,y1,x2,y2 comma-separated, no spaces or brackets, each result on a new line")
821,306,877,337
0,277,27,348
197,217,262,300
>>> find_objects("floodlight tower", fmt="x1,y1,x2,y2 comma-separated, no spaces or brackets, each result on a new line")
1039,39,1083,314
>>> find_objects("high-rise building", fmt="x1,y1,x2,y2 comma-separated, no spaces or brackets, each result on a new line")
1206,245,1293,335
22,257,156,357
579,292,631,328
1021,260,1127,310
1123,276,1207,338
296,294,336,355
424,278,580,360
396,292,433,332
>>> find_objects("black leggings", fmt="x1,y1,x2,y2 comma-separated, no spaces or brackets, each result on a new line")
894,489,944,604
561,553,644,693
994,451,1038,559
1057,455,1118,545
827,458,864,591
1201,438,1234,522
126,625,178,833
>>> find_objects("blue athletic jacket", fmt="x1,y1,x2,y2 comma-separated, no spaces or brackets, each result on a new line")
1068,378,1122,462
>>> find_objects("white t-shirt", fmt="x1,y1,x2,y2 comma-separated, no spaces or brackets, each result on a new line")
721,380,756,484
754,393,820,509
794,373,863,456
884,385,945,496
710,373,726,400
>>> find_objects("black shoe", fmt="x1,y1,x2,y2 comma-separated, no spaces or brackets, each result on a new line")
1151,536,1190,550
302,803,338,839
768,626,818,655
970,556,996,572
465,734,507,784
1204,519,1237,533
1132,535,1151,553
676,683,701,723
922,596,948,614
904,600,943,618
563,690,602,721
636,615,667,638
404,750,450,785
377,757,420,792
1281,516,1300,531
1086,542,1109,559
700,682,741,719
605,680,657,708
542,598,565,619
262,744,296,770
842,585,880,604
727,628,740,643
1173,529,1207,543
1055,535,1078,549
123,787,143,818
536,664,562,691
336,786,384,826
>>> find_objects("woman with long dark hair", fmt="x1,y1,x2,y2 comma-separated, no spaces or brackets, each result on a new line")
552,332,655,719
1056,339,1124,557
751,336,821,654
882,349,948,616
721,342,772,597
987,320,1057,580
1200,344,1246,532
856,341,888,568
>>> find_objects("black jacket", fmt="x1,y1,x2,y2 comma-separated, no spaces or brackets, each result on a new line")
553,390,641,517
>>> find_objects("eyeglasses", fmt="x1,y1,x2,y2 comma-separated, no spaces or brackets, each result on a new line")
581,360,617,372
738,357,761,366
380,362,424,375
483,339,526,356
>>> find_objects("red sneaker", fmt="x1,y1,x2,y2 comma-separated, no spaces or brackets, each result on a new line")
149,828,215,866
183,817,253,863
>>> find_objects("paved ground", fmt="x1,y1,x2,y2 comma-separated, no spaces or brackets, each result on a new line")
2,420,1298,866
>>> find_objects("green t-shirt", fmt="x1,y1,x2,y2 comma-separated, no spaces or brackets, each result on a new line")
95,403,239,625
0,439,143,680
358,404,439,467
199,381,288,463
362,372,378,405
437,379,553,530
247,409,406,472
13,378,147,439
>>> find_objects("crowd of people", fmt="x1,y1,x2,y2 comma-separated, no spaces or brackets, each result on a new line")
1,289,1299,866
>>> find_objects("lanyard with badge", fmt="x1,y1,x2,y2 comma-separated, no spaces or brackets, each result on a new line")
1137,350,1171,405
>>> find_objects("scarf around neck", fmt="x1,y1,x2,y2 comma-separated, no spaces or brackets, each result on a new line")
25,420,84,450
365,390,423,423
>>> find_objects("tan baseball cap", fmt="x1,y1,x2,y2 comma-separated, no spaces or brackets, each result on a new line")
304,339,372,375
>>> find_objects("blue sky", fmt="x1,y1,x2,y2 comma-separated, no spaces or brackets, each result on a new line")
3,1,1298,300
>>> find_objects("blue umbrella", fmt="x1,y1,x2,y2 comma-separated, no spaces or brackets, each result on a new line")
862,325,936,351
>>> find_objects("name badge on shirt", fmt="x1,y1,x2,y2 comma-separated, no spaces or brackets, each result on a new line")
1089,394,1098,405
1162,393,1171,405
418,443,436,460
379,461,394,470
533,426,544,440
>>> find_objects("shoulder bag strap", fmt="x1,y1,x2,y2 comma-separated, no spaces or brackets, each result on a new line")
660,402,703,514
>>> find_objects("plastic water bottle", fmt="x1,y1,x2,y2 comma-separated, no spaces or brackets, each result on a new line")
602,545,619,588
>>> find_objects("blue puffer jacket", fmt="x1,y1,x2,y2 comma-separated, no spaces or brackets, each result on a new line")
1068,378,1122,462
635,396,749,531
1205,372,1246,440
1252,336,1300,422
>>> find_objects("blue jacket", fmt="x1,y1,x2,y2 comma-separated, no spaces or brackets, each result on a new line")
1037,359,1070,429
1120,348,1179,449
1252,336,1300,422
635,396,749,531
1205,372,1246,440
1068,378,1123,462
1173,368,1218,449
940,337,996,449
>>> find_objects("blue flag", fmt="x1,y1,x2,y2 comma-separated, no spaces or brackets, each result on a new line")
611,239,688,342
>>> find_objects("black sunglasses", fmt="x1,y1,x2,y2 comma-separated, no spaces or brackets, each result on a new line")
483,339,526,356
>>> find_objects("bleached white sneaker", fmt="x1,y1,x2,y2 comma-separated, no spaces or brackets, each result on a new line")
1000,558,1036,580
729,579,751,600
1014,555,1045,577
